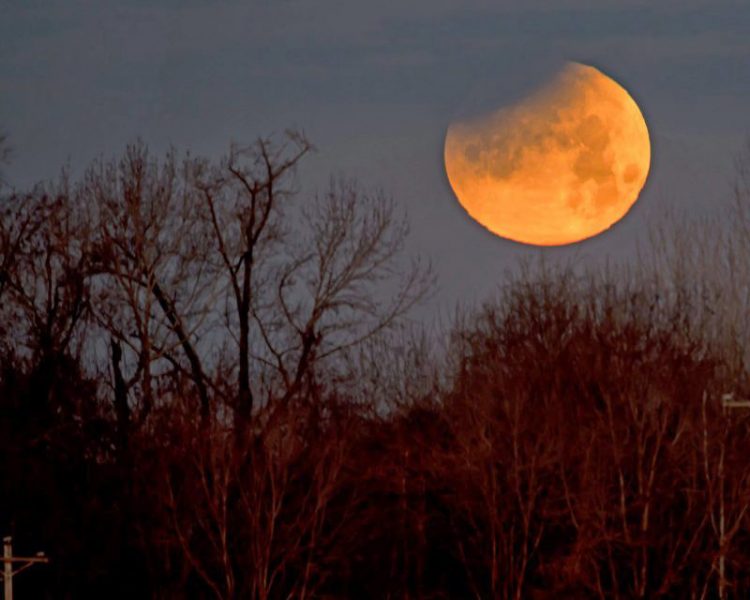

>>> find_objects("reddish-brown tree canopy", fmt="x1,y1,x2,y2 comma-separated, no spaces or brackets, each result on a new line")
2,136,750,598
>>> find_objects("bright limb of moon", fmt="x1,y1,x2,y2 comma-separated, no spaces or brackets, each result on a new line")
444,62,651,246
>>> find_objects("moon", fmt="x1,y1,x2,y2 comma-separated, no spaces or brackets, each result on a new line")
444,62,651,246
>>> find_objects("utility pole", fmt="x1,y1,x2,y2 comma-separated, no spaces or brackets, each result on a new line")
3,539,9,600
721,392,750,409
716,392,750,599
1,537,49,600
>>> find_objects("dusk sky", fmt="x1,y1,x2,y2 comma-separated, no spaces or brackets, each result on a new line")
3,1,750,313
5,5,750,596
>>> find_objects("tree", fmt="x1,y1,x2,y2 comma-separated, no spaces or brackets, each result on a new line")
79,132,432,432
84,143,217,423
192,136,432,430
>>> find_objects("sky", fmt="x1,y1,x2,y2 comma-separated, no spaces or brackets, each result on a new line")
2,0,750,316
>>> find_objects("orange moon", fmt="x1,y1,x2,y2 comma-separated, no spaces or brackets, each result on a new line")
444,62,651,246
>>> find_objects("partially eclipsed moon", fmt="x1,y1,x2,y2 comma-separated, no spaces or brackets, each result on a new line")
444,62,651,246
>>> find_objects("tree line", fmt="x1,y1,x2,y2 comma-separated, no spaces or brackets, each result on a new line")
1,133,750,598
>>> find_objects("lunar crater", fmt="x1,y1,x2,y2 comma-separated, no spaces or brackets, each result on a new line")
444,62,650,246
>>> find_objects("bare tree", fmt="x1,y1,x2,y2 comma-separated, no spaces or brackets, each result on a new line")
0,183,91,369
161,398,352,600
193,136,432,430
78,132,430,431
84,143,218,423
256,178,433,407
191,132,312,426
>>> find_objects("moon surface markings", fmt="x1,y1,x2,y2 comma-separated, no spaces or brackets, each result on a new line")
444,62,651,246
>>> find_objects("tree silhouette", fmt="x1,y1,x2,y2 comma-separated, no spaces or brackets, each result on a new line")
2,134,750,598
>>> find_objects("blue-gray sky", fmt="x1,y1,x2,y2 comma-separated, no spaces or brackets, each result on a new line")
2,1,749,314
